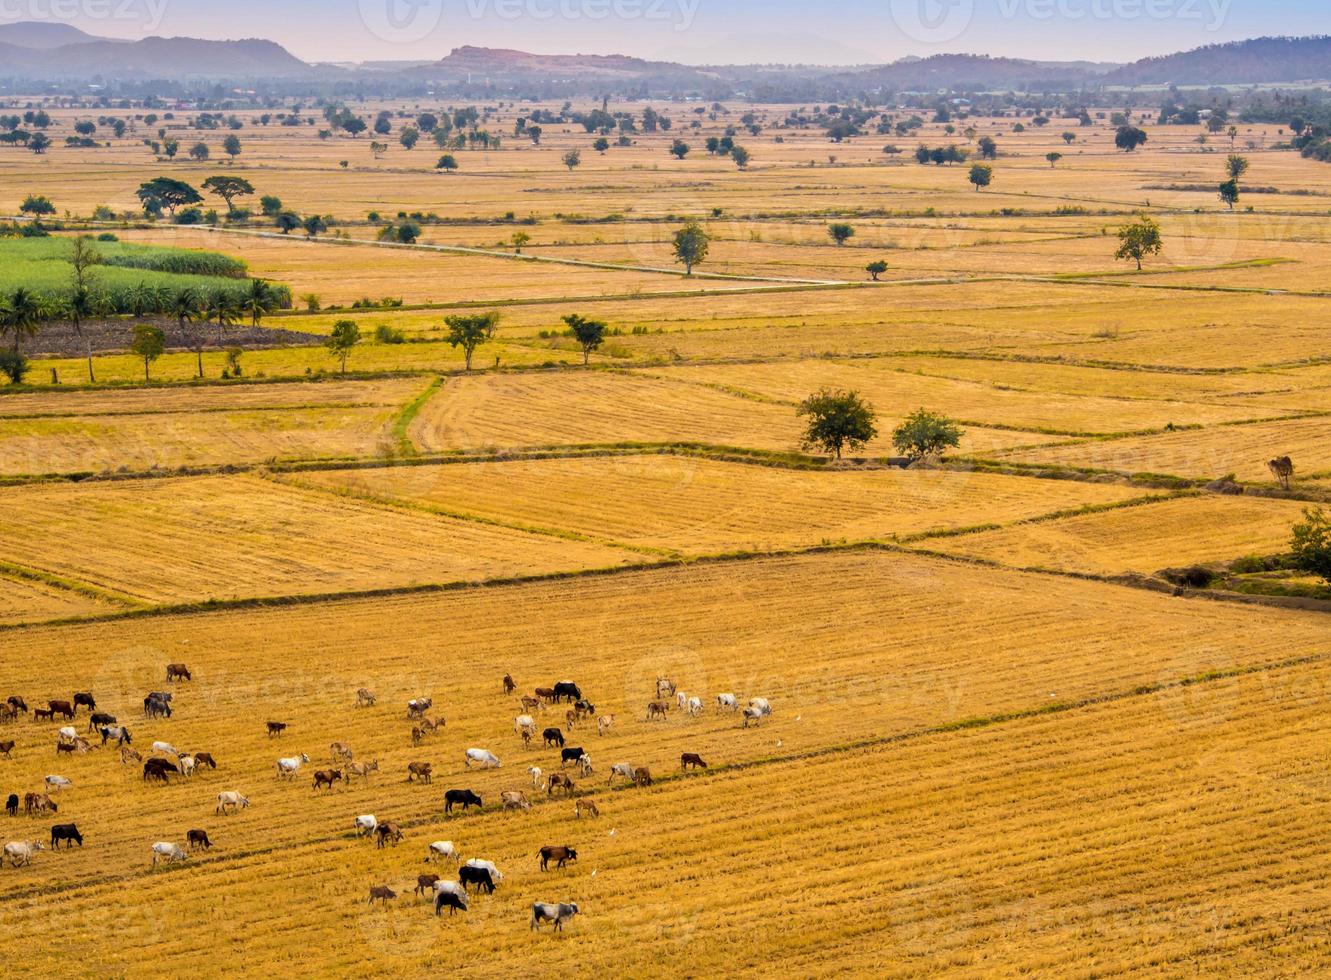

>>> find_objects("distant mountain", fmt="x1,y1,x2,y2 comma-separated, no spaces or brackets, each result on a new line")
0,35,317,79
1104,36,1331,86
414,45,715,84
0,21,115,49
844,54,1096,90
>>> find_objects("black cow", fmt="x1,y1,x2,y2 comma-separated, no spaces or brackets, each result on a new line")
88,711,116,732
143,695,172,719
542,728,565,748
552,682,582,703
459,865,495,894
50,823,83,848
434,890,468,916
5,794,17,816
73,693,95,713
560,747,586,768
444,789,482,814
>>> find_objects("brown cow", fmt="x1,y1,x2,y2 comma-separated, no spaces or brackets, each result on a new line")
368,885,396,905
193,752,218,770
415,873,439,897
503,674,517,695
681,753,708,771
187,829,212,850
633,766,653,787
646,701,670,721
534,687,557,703
547,773,575,797
574,799,600,819
538,845,578,871
24,793,56,815
0,740,13,758
33,708,54,722
375,822,402,849
519,695,543,714
501,790,531,811
407,761,433,784
166,664,192,682
347,760,379,783
266,721,287,738
6,696,27,714
312,770,343,791
48,700,75,720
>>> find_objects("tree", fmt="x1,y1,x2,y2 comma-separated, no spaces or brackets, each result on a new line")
201,175,254,214
27,132,50,154
417,113,438,133
0,287,42,353
436,154,459,173
977,136,997,159
0,350,28,384
131,323,165,381
243,278,278,327
1062,131,1076,145
968,163,993,191
275,211,301,234
1045,152,1063,168
222,135,242,159
828,223,855,246
188,142,210,162
203,289,241,346
19,194,55,217
526,125,542,145
1115,125,1148,152
670,139,691,160
731,145,750,169
796,388,877,460
171,287,206,377
399,126,420,150
1115,215,1163,270
672,221,709,275
260,194,282,216
866,260,888,281
343,116,367,138
1226,154,1250,181
593,137,610,154
369,140,388,159
1291,507,1331,585
511,231,531,254
162,138,178,159
1219,179,1240,210
443,311,499,370
67,235,102,381
303,214,327,238
562,313,607,365
562,150,581,171
326,319,360,374
137,177,202,216
892,409,963,460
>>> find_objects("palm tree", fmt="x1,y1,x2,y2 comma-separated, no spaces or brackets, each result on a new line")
66,286,98,382
0,287,43,353
204,290,241,347
171,288,205,378
242,278,277,329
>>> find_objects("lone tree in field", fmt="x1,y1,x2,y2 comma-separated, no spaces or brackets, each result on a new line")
892,408,963,460
866,260,888,281
326,319,360,374
1268,455,1295,490
67,235,102,381
131,323,165,382
1290,506,1331,584
1114,215,1163,270
977,136,997,159
1045,151,1063,168
968,163,993,191
593,137,610,154
137,177,202,217
562,150,581,171
222,135,242,159
275,211,301,234
511,231,531,254
670,139,690,160
796,388,877,460
731,145,750,169
436,154,459,173
188,142,210,162
302,214,327,238
828,223,855,246
444,311,499,371
672,221,709,276
1061,131,1076,145
19,194,55,217
1115,125,1148,152
1219,179,1241,210
202,175,254,215
1226,154,1250,181
563,313,608,365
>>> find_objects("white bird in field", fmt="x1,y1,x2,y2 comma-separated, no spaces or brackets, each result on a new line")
591,870,598,878
608,829,616,837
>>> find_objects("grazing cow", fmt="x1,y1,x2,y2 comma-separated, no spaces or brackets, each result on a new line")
546,773,575,797
193,752,217,770
433,878,467,899
503,674,516,696
151,741,178,757
575,799,600,819
552,682,582,703
177,756,197,778
57,726,78,745
716,693,738,711
143,760,177,783
415,873,439,897
88,711,116,732
143,696,171,719
459,865,495,894
534,687,557,703
147,691,173,705
426,840,458,864
407,762,433,784
330,742,353,763
4,794,17,817
741,707,763,728
312,769,343,791
0,704,15,725
0,741,11,758
434,889,468,916
48,701,75,721
577,754,594,778
165,664,192,682
501,790,531,811
685,697,703,717
354,815,378,837
681,753,708,771
538,845,577,872
33,708,54,723
119,746,142,767
633,767,653,787
406,697,432,719
607,763,635,785
375,822,402,849
72,693,95,713
150,842,186,866
596,715,615,737
519,695,544,714
656,677,676,699
347,760,378,783
560,747,586,769
6,696,27,715
528,766,545,790
411,727,425,746
23,793,56,815
464,748,500,770
355,688,376,708
543,728,565,749
748,698,772,717
367,885,396,906
514,714,536,736
573,699,596,719
646,701,670,721
565,709,579,731
187,829,212,850
215,792,249,815
3,841,43,867
44,775,71,793
99,725,131,747
54,742,80,758
531,902,579,932
444,789,482,814
50,823,82,848
266,721,287,738
676,691,689,711
463,858,505,882
275,754,310,779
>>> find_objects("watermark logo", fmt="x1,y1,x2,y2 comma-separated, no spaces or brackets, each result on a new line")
357,0,445,44
888,0,975,45
462,0,701,32
995,0,1231,31
0,0,168,32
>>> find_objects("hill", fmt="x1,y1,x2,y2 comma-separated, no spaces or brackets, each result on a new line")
1105,35,1331,85
0,21,116,48
0,34,316,79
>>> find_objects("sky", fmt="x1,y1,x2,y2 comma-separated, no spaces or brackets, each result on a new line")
2,0,1325,64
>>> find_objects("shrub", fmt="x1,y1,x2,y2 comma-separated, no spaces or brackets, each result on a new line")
374,324,406,344
0,350,28,384
1290,507,1331,585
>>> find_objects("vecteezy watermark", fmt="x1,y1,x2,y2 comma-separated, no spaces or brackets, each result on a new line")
357,0,445,44
462,0,701,32
0,0,168,31
888,0,976,44
994,0,1231,30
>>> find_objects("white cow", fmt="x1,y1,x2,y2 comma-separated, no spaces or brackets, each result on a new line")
151,741,178,757
531,901,579,932
57,726,78,744
675,691,688,710
685,697,703,717
433,878,467,899
514,715,536,734
716,693,738,711
276,753,311,779
354,815,378,837
44,775,71,793
577,753,594,777
150,841,187,866
596,715,615,736
463,858,504,882
427,840,459,864
748,698,772,717
3,841,43,867
607,762,635,785
528,766,544,789
742,707,764,728
215,791,249,814
178,755,197,777
464,748,501,770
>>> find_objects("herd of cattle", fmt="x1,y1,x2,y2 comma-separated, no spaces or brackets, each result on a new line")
0,667,774,933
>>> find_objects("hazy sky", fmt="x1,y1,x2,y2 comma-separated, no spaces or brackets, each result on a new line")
5,0,1324,64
